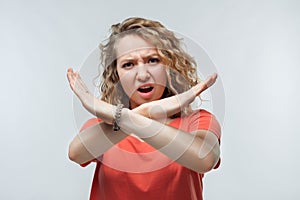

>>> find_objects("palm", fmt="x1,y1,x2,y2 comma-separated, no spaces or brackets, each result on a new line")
67,68,96,114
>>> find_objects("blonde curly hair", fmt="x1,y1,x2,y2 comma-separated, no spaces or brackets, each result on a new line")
98,17,199,116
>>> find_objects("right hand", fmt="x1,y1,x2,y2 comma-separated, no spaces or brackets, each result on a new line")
67,68,96,115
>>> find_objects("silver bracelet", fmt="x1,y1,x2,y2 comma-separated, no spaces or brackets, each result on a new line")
113,104,124,131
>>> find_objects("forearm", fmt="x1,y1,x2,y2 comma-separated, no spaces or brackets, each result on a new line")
132,74,217,120
70,102,219,172
68,121,127,164
119,108,220,173
67,68,219,169
133,89,195,119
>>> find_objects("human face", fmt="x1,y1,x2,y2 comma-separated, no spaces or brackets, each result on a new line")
116,34,167,109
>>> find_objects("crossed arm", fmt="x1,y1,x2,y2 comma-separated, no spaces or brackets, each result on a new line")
67,68,220,173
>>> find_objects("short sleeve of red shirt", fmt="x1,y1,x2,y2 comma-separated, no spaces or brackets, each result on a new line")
78,118,102,167
188,109,222,169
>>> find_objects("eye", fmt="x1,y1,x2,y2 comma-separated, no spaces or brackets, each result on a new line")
148,57,160,64
122,62,134,68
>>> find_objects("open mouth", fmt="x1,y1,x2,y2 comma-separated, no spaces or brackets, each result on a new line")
137,86,154,93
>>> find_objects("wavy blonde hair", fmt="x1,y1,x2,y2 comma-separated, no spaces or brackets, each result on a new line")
98,17,199,116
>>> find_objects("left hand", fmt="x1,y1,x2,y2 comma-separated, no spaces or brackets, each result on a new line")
132,73,218,120
191,73,218,96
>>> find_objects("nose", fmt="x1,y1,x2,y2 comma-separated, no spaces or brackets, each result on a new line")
136,63,150,82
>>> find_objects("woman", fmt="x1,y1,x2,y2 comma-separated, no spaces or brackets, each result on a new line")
67,17,221,200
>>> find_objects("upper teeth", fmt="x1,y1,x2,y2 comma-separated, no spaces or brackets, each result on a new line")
140,86,151,89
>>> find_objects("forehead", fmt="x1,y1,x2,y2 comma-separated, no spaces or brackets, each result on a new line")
116,34,157,59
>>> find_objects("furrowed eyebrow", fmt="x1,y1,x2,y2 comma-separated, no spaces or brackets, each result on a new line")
117,50,160,64
141,54,160,62
119,53,159,61
144,52,159,57
119,58,135,64
117,47,156,57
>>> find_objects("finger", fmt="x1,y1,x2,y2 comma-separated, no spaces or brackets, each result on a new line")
67,67,73,73
67,71,73,83
72,74,91,97
67,68,76,79
67,68,79,91
204,73,217,88
73,72,81,86
192,73,218,96
74,72,91,93
67,68,75,80
67,72,75,90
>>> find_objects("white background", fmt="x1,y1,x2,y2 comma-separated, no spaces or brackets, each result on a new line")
1,0,300,199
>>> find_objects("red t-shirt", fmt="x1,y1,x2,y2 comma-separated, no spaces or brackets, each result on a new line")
79,109,221,200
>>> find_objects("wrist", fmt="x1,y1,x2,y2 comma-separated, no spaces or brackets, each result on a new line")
93,99,115,124
113,104,124,131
